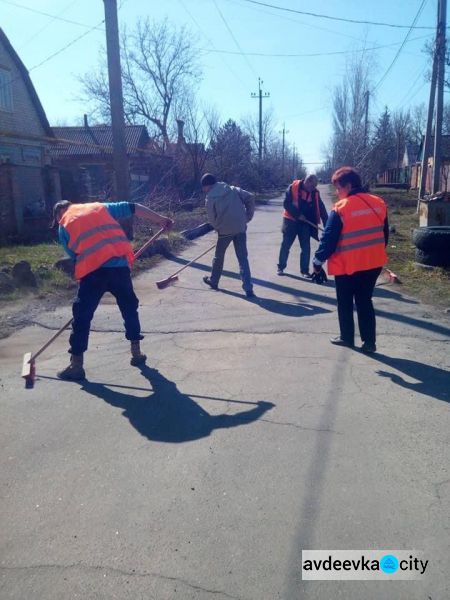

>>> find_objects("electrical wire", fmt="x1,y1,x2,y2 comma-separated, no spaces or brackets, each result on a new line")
0,0,104,31
177,0,250,92
203,35,431,58
0,17,105,96
28,19,105,73
374,0,429,91
237,0,436,30
394,64,429,109
19,0,80,50
212,0,258,79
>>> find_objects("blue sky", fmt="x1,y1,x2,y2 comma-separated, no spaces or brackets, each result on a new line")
1,0,438,170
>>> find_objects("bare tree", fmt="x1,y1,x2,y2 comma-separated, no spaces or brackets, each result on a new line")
79,18,202,150
329,53,374,175
392,109,412,167
176,102,220,192
410,102,427,144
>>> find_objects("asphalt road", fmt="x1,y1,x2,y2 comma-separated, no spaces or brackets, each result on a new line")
1,186,449,599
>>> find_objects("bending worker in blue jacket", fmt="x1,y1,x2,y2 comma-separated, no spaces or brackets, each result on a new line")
54,199,173,381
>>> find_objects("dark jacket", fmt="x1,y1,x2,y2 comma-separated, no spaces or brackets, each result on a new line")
283,182,328,240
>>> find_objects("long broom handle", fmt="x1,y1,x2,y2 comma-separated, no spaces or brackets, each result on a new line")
167,243,217,279
31,317,74,362
300,216,324,233
29,229,167,363
134,227,165,259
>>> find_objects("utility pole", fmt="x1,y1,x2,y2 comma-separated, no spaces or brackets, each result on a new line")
419,0,443,200
292,143,297,179
251,78,270,163
363,90,370,148
103,0,131,237
279,123,289,179
433,0,447,194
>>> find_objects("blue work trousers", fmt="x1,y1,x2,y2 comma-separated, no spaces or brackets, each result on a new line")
69,267,143,355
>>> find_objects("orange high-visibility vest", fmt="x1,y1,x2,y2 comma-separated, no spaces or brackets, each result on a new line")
327,193,388,276
283,179,320,223
60,202,134,280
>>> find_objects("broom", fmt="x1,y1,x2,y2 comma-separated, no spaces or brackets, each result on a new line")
21,227,166,389
156,242,216,290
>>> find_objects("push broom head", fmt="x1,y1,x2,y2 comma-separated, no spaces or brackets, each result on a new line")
156,275,179,290
21,352,35,389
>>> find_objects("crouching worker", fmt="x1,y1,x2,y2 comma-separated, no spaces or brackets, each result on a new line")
54,200,173,381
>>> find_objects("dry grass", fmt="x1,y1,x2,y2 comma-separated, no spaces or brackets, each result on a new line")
0,206,207,303
375,187,450,308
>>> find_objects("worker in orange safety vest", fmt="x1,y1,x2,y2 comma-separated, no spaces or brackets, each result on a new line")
312,166,389,353
277,174,328,277
54,200,173,380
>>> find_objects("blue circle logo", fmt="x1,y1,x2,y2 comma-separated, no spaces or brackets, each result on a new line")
380,555,399,574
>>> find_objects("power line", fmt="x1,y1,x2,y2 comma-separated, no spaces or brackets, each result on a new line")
0,0,104,31
284,105,328,119
28,19,105,73
0,17,105,95
227,0,379,43
203,35,431,58
238,0,437,30
394,64,429,108
177,0,250,92
212,0,258,78
19,0,79,50
374,0,429,91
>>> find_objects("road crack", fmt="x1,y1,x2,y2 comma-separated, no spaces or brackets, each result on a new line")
0,563,245,599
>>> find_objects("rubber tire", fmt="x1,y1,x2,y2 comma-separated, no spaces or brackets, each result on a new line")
415,247,450,268
412,226,450,252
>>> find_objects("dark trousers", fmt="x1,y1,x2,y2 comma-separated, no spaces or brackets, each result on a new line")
210,231,253,292
334,267,382,345
278,218,311,273
69,267,143,355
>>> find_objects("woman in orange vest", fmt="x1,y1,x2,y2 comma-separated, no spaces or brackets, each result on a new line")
312,167,389,354
54,200,173,380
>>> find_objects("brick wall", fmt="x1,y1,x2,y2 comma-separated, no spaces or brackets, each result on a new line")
0,163,17,240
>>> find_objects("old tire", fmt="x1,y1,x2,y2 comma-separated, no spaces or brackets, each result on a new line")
415,248,450,268
412,226,450,252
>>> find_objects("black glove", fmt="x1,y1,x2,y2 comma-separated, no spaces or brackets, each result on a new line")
311,267,328,284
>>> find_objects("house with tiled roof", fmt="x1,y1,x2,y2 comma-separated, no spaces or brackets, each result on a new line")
0,28,60,241
51,118,173,202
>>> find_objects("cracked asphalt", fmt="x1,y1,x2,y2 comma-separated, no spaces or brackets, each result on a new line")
1,186,449,599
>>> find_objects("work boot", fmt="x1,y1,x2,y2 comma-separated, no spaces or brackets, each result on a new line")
130,341,147,366
57,354,85,381
330,336,354,349
202,276,218,290
361,342,377,354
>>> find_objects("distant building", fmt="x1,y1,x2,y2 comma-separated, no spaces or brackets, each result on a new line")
410,135,450,193
0,28,60,241
51,118,173,202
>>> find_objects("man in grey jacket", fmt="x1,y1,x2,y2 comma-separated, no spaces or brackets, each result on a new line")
201,173,256,298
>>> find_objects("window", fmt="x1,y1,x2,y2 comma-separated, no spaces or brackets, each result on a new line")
0,68,13,111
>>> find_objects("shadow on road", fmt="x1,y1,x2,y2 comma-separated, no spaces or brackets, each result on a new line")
371,353,450,404
166,255,450,338
80,365,274,443
220,288,332,318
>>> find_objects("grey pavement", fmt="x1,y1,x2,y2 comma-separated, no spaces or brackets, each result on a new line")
0,185,449,600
